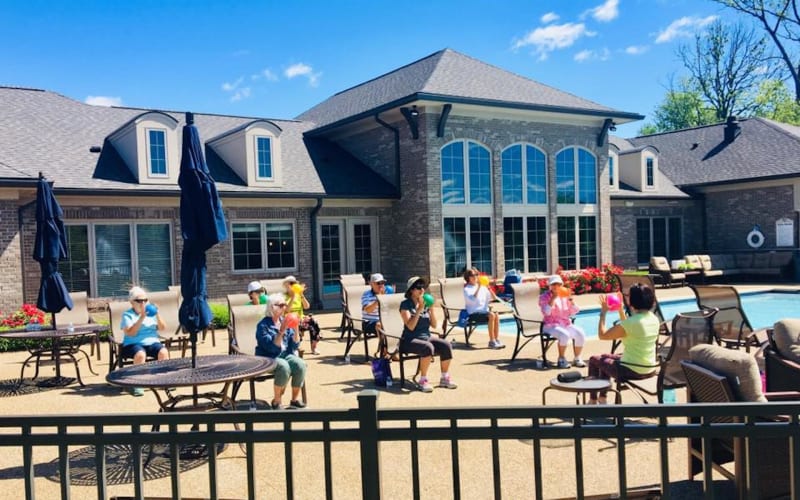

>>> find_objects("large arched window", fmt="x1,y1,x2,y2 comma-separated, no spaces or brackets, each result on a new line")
501,144,546,204
441,140,491,205
555,147,597,204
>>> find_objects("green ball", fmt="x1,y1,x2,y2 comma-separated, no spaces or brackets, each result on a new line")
423,293,434,307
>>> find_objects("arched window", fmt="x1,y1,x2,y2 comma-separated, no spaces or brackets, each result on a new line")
441,140,491,205
501,144,546,204
555,147,597,204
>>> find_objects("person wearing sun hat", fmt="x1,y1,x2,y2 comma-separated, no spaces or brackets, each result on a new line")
282,275,322,355
399,276,457,392
539,274,586,369
246,280,267,306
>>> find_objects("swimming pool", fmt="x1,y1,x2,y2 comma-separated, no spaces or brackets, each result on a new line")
498,291,800,340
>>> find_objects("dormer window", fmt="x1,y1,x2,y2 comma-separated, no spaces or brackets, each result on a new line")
147,129,168,176
646,157,654,187
608,151,619,190
256,136,273,180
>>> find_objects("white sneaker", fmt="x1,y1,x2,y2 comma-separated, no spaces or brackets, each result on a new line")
488,340,497,349
572,358,586,368
557,358,571,369
493,339,505,349
439,374,458,389
419,378,434,393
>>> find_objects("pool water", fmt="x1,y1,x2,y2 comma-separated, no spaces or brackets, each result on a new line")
497,291,800,340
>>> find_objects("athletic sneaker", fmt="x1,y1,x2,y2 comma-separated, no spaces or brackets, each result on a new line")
572,358,586,368
419,378,434,393
556,358,571,369
131,387,145,397
439,374,458,389
493,339,505,349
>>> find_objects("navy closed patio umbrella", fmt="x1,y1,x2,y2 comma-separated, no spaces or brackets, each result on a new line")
178,112,228,367
33,173,73,322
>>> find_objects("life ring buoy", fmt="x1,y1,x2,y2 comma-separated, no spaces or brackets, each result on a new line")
746,227,765,248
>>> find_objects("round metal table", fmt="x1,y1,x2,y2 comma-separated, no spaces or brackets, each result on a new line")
542,376,622,406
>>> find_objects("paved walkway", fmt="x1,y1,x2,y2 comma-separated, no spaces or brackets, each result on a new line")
0,283,795,498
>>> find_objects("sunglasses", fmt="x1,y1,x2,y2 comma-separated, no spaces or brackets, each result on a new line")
273,303,287,308
411,284,426,290
134,298,149,303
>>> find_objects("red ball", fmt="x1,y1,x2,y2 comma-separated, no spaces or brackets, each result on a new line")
285,313,300,329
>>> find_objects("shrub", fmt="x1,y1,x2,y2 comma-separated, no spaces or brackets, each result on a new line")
537,263,623,295
209,302,229,329
0,303,47,329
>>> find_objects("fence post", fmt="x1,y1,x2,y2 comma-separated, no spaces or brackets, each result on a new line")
358,389,381,500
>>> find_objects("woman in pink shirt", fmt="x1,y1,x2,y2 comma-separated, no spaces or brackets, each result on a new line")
538,275,586,369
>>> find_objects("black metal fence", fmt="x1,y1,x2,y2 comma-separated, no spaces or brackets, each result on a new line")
1,390,799,499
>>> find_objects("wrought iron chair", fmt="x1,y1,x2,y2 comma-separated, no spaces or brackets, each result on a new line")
689,285,759,351
54,291,102,360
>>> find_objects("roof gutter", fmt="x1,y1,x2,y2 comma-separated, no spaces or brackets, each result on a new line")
12,188,395,200
309,196,324,310
305,92,645,137
374,112,402,197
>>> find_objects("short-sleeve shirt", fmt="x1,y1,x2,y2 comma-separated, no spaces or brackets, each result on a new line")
120,309,160,347
400,298,431,341
463,283,491,314
255,316,301,358
285,293,305,318
361,288,380,323
620,311,660,374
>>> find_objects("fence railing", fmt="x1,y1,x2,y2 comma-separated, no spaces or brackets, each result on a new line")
1,390,799,500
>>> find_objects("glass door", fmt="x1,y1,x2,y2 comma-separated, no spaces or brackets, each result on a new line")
317,218,378,309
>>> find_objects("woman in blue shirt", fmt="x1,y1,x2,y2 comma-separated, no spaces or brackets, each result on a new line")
255,293,307,409
120,286,168,396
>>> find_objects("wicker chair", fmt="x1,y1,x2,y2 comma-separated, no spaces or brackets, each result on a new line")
689,285,759,351
681,347,796,500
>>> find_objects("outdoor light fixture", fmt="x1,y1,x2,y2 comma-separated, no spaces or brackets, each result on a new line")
400,106,420,139
609,122,617,132
410,105,419,117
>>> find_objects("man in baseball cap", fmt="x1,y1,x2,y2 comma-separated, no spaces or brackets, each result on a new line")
362,273,388,336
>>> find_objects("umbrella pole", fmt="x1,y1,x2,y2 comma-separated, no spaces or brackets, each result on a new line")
191,332,198,368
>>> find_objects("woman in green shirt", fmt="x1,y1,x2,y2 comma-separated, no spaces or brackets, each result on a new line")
587,283,660,404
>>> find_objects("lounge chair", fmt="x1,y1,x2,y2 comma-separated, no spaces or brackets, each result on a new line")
228,304,307,406
682,343,796,500
764,318,800,392
507,282,555,365
54,291,102,360
689,285,759,351
648,256,687,288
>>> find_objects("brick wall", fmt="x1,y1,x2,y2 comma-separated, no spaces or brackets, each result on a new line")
0,201,24,312
704,185,796,252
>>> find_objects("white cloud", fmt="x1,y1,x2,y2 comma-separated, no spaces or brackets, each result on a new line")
625,45,649,55
540,12,559,23
513,22,595,61
583,0,619,22
221,76,244,92
250,69,279,82
229,87,251,102
285,62,322,87
85,95,122,107
655,15,717,43
573,47,611,62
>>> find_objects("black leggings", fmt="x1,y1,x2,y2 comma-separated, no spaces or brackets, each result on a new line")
400,336,453,361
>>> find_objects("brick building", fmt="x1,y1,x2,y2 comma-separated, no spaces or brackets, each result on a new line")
1,49,798,312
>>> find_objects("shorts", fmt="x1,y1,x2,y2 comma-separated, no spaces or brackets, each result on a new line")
468,312,490,323
363,320,379,335
121,342,165,360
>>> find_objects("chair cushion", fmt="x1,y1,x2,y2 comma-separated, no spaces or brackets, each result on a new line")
770,252,793,268
684,255,702,269
699,255,714,271
772,318,800,364
735,253,754,268
752,253,771,268
689,344,766,402
721,254,736,269
650,256,670,272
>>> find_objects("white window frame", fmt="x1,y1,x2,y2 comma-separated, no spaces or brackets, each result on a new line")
608,152,619,191
644,155,657,190
502,215,549,274
500,142,548,208
440,139,493,210
442,215,494,277
230,219,298,274
145,128,169,178
555,146,598,209
254,135,274,181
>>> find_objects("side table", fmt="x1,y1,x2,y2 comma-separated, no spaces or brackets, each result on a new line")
542,376,621,406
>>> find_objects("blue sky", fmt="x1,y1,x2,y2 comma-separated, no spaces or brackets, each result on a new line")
2,0,737,137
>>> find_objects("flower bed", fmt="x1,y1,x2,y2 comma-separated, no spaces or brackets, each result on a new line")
536,264,623,295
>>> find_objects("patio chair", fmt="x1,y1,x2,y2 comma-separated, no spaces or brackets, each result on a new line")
342,284,380,361
339,274,367,338
611,274,671,354
260,278,285,295
54,291,102,360
149,290,189,357
377,293,439,389
107,300,160,372
648,256,686,288
228,304,307,406
689,285,759,351
619,309,717,403
764,318,800,392
507,282,555,365
681,344,796,500
438,277,482,344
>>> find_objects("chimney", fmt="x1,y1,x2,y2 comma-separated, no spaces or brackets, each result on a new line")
724,116,741,143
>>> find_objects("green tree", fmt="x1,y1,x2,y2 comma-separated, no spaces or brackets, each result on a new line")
713,0,800,102
678,20,781,120
639,85,716,134
754,79,800,122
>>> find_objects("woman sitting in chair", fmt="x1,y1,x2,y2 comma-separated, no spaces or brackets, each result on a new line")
120,286,168,396
255,293,307,409
246,281,267,306
400,276,457,393
587,283,660,405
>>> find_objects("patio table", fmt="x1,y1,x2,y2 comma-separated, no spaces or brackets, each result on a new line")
0,323,105,387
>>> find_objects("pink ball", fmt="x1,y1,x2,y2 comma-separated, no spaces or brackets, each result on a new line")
606,294,621,311
285,313,300,329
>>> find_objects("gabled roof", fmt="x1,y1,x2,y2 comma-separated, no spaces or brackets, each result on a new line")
0,86,390,198
298,48,643,131
627,117,800,188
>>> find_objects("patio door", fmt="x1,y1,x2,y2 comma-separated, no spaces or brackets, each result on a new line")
317,217,379,309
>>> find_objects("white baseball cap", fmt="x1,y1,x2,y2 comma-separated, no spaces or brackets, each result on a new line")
548,275,564,286
247,281,264,293
370,273,386,283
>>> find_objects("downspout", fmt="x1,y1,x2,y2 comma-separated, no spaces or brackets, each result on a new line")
374,113,401,196
310,196,324,310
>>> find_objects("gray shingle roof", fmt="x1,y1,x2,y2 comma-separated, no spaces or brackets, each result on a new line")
297,48,642,130
627,117,800,187
0,86,395,197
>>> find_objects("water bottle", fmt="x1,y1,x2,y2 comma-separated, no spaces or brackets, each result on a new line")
662,387,677,404
67,322,74,333
344,354,351,364
386,375,393,387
